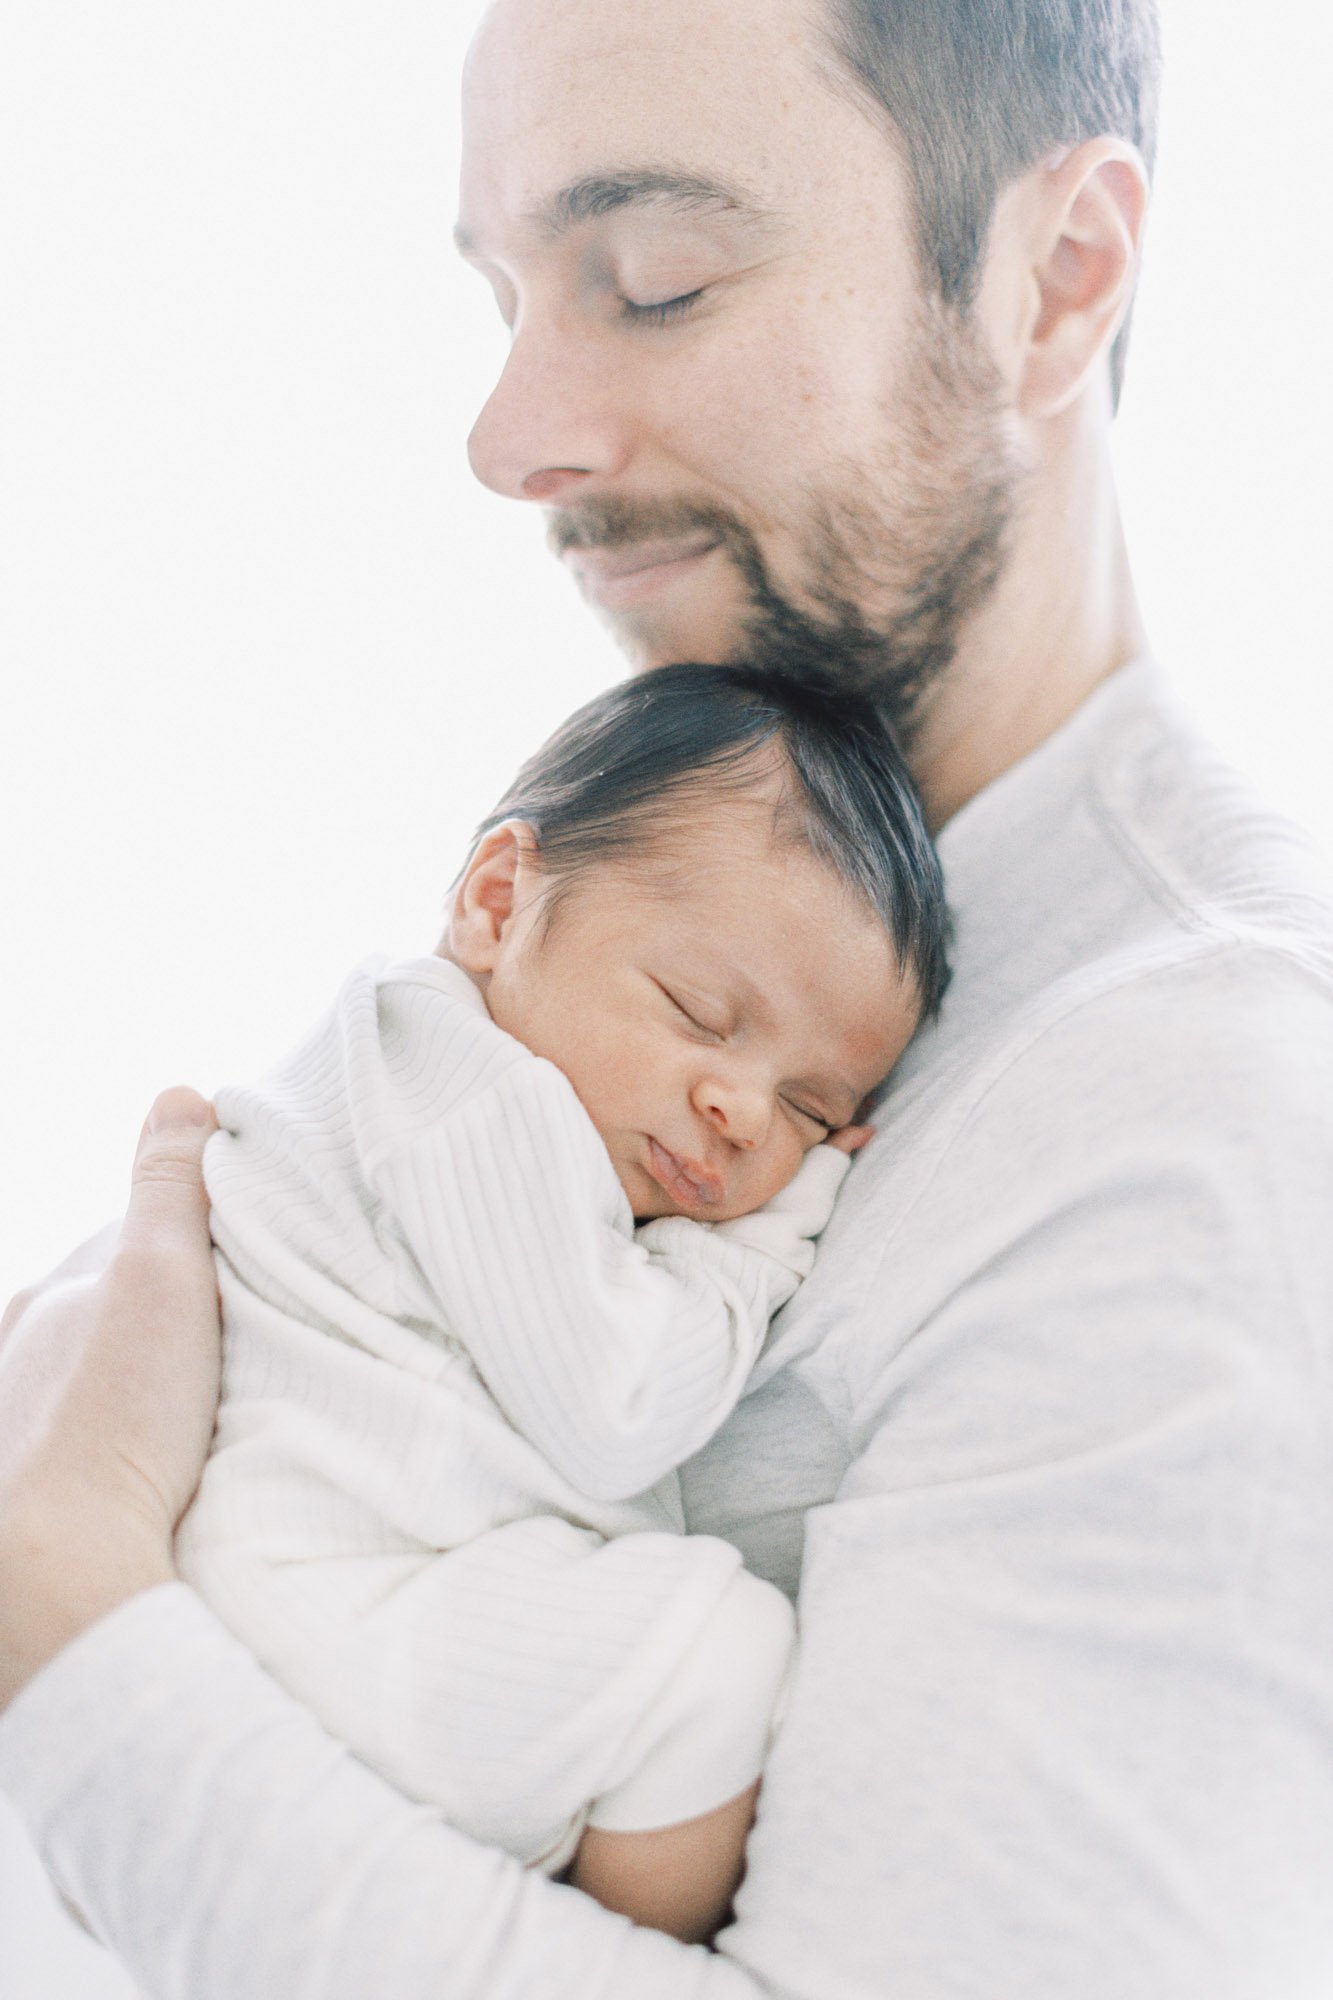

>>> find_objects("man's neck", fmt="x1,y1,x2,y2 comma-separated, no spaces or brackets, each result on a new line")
910,409,1149,832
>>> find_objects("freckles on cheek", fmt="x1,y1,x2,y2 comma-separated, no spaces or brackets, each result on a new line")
659,333,830,522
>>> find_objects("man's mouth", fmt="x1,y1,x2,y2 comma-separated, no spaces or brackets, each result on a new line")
563,535,722,610
644,1137,725,1210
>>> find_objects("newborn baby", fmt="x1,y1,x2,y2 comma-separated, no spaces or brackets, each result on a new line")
176,662,950,1942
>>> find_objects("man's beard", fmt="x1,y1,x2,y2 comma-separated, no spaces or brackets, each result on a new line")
548,298,1023,749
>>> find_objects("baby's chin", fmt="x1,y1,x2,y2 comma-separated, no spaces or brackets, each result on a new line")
625,1181,706,1226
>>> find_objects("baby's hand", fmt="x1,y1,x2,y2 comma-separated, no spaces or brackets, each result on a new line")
826,1122,874,1156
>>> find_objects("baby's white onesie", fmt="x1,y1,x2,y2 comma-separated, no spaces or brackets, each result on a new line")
176,955,849,1870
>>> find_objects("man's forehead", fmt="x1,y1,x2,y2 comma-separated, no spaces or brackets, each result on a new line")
467,0,830,86
460,0,844,213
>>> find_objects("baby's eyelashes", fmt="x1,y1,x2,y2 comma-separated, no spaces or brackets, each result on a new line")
656,981,727,1044
782,1097,832,1136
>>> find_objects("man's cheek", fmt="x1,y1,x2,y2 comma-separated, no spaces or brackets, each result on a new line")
655,339,818,507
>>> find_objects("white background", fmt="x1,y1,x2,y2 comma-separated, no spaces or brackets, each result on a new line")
2,4,1331,1993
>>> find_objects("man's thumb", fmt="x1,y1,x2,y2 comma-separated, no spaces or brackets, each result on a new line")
128,1088,217,1232
146,1086,214,1136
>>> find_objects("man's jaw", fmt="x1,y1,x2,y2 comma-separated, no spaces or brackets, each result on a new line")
541,306,1021,739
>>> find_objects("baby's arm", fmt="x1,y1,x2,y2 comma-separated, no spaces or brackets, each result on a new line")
372,1057,850,1500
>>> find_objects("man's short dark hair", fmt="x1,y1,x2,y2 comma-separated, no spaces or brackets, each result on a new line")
821,0,1162,408
474,662,951,1018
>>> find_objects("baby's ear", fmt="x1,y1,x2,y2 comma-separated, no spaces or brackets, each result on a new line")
448,820,540,972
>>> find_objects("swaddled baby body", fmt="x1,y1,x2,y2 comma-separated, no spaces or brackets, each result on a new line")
176,662,949,1941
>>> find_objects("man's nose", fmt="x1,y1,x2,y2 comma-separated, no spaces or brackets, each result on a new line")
691,1074,773,1152
466,319,633,504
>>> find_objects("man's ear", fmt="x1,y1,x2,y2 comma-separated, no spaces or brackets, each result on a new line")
1014,138,1150,419
447,820,541,973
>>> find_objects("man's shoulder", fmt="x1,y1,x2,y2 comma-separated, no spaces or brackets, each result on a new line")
951,665,1333,1135
1088,670,1333,967
910,929,1332,1211
832,935,1333,1337
989,932,1333,1144
923,664,1333,1109
1025,669,1333,1129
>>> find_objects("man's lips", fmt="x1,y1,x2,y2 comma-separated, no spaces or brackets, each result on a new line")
563,535,722,609
644,1137,725,1210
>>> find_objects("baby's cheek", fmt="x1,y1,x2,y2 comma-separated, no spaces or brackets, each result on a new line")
718,1141,804,1221
561,1036,645,1135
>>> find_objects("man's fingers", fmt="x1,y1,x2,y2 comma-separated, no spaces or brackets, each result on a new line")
124,1088,218,1246
0,1087,224,1695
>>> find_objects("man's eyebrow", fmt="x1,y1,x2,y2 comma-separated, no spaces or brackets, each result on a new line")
454,169,772,256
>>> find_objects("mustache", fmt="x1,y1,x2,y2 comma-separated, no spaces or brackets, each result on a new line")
547,495,750,560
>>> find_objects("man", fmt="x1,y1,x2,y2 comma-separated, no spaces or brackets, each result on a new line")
3,0,1332,1993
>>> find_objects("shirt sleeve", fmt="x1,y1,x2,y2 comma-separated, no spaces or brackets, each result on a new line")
0,1586,756,2000
372,1056,849,1500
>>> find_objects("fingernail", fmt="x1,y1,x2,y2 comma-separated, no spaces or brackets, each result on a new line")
147,1087,212,1133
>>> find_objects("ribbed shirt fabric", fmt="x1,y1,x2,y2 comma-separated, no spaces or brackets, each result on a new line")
175,955,845,1863
3,661,1333,1998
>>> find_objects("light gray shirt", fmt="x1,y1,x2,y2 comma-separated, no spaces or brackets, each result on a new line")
4,659,1333,1998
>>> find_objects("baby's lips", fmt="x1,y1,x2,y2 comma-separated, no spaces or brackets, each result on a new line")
647,1137,726,1208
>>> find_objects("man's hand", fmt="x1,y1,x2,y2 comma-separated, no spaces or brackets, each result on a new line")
0,1088,222,1710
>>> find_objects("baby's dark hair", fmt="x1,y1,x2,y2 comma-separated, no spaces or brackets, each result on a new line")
474,663,951,1018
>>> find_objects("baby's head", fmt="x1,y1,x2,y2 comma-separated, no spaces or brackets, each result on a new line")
444,665,949,1222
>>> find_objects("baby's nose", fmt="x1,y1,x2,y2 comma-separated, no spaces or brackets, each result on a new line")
692,1075,772,1150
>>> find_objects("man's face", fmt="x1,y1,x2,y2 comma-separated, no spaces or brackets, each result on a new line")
457,0,1022,742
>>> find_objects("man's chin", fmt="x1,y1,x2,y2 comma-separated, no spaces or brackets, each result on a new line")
590,562,755,672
